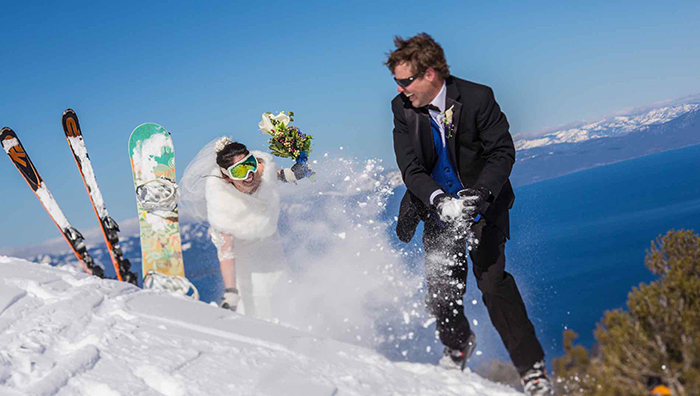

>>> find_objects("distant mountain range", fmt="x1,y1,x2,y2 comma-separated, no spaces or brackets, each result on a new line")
511,94,700,186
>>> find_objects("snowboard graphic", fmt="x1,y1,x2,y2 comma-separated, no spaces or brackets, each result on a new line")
128,123,185,280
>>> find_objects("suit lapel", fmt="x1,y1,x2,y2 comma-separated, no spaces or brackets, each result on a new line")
445,77,462,169
405,105,434,167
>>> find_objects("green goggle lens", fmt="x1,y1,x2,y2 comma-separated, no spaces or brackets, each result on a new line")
225,154,258,180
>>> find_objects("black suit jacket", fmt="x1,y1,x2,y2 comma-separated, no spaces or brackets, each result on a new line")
392,76,516,242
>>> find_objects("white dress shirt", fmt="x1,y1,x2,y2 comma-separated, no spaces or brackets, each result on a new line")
428,82,448,147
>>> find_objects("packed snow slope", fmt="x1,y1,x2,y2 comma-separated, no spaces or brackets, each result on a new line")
0,256,522,396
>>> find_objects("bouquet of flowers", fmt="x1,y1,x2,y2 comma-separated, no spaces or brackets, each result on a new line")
258,111,314,178
258,111,312,160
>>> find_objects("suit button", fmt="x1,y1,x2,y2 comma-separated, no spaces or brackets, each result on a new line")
447,182,453,187
445,167,450,173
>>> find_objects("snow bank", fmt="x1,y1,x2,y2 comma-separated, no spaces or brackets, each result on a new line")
0,256,522,395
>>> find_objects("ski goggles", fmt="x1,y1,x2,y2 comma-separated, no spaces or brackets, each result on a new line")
221,153,258,180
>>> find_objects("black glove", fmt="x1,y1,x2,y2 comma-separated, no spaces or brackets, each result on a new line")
457,186,491,218
291,162,315,181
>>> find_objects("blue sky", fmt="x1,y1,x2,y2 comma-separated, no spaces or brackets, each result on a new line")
1,0,699,248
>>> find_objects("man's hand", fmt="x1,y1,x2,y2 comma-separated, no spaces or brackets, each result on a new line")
457,186,491,218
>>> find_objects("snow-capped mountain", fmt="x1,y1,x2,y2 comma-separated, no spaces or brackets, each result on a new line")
515,103,700,151
511,95,700,186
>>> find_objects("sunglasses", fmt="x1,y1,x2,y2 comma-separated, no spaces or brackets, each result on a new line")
394,71,424,88
221,153,258,180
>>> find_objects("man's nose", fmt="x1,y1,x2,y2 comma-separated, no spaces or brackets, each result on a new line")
397,85,404,94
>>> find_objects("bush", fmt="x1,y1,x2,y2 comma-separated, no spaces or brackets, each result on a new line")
552,329,594,395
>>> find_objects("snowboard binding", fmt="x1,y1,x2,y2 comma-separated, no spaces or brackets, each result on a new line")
143,270,199,300
136,178,179,214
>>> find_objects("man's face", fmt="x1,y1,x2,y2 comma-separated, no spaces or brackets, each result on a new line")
228,153,263,195
393,62,440,108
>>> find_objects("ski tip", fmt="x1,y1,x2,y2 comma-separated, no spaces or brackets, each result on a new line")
63,111,82,137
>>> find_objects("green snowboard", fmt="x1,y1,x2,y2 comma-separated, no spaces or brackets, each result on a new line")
128,123,185,280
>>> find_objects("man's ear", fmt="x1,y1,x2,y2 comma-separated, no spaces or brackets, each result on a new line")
424,67,436,82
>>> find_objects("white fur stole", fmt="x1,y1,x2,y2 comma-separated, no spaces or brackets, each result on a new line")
206,151,280,240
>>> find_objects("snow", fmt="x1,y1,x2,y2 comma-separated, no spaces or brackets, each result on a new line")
514,103,700,150
34,184,71,230
439,198,464,220
68,136,108,218
0,256,523,395
2,137,19,153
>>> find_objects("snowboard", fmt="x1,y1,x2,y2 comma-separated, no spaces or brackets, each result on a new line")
1,127,104,277
128,123,185,280
63,109,137,284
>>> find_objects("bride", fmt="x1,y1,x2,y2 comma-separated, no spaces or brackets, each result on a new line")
180,137,311,319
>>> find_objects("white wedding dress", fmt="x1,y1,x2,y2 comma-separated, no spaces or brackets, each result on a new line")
180,141,287,320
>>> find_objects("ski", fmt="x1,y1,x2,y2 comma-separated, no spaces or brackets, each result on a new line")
62,109,138,285
1,127,105,278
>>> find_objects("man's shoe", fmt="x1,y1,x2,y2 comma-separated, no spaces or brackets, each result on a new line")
439,331,477,371
521,360,554,396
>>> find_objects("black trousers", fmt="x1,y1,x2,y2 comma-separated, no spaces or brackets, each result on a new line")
422,214,544,373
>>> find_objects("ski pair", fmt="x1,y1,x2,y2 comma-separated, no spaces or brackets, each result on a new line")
1,110,137,284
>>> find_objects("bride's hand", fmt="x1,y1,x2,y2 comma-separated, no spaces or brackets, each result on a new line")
291,162,315,180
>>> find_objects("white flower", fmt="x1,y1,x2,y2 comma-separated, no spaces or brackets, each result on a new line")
442,105,456,138
270,112,290,127
258,113,275,135
443,105,454,126
215,136,233,153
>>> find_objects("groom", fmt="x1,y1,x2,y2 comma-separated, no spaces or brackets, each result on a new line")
385,33,552,396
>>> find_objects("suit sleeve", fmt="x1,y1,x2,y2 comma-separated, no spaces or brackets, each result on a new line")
474,87,515,200
392,99,442,207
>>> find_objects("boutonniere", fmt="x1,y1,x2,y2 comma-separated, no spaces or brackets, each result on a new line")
442,105,455,139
